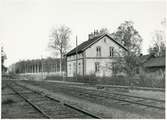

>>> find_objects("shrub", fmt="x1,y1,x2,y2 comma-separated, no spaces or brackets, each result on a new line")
46,75,63,81
136,73,165,88
44,72,165,88
98,75,130,86
71,73,98,85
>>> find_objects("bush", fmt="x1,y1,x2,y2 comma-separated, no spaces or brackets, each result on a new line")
71,74,98,85
134,73,165,88
97,75,130,86
46,75,64,81
44,72,165,88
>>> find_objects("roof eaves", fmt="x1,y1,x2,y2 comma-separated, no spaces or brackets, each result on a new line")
66,33,127,56
82,34,128,51
81,34,105,51
106,34,128,51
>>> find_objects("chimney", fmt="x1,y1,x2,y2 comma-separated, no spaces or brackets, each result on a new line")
88,32,94,39
88,30,99,39
94,30,97,35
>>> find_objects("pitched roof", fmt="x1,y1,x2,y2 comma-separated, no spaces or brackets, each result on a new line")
143,56,165,68
66,34,127,56
138,54,151,64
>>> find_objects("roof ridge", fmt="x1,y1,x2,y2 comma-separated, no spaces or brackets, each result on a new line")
66,33,127,56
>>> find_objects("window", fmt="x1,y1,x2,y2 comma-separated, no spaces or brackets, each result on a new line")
104,38,106,43
73,62,76,73
109,47,114,57
78,63,81,74
112,62,118,74
95,62,100,72
96,46,101,56
136,67,139,74
69,64,71,74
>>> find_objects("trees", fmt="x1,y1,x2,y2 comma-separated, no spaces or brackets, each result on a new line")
113,21,142,55
111,21,143,85
148,19,166,57
49,25,71,74
99,28,109,34
1,46,7,73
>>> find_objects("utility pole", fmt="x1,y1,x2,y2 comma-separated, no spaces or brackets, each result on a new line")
75,36,78,81
41,56,44,80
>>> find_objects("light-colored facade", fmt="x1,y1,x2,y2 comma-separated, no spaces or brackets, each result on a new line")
66,34,127,77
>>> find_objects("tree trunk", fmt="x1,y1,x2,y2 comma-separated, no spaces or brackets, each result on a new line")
60,55,62,73
60,50,62,76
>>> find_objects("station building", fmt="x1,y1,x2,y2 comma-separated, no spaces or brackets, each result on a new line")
65,33,128,77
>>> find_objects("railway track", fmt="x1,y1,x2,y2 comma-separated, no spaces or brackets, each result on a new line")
58,84,165,110
22,81,165,111
5,82,102,119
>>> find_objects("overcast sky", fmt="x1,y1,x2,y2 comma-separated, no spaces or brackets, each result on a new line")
0,0,166,66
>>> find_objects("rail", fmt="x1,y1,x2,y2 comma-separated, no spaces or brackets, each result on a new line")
7,84,51,118
10,82,102,119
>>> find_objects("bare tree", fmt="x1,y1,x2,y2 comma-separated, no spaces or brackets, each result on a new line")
49,25,71,74
148,18,166,57
1,46,7,73
99,28,109,34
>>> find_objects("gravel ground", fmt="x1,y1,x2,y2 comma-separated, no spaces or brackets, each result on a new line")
2,81,96,119
18,80,165,119
2,86,44,118
39,80,165,101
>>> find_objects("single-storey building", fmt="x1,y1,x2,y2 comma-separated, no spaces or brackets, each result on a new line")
143,56,165,78
65,32,127,77
137,55,165,80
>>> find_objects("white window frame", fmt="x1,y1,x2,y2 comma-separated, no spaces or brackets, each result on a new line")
96,46,101,57
109,46,114,57
95,62,100,72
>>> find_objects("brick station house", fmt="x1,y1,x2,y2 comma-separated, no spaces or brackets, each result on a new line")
65,32,128,77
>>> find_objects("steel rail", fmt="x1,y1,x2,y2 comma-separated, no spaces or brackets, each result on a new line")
45,95,103,119
16,81,165,111
102,91,165,103
59,84,165,103
40,82,164,103
99,93,165,110
59,84,165,102
2,92,33,95
51,84,165,110
13,82,102,119
7,84,51,119
84,90,165,110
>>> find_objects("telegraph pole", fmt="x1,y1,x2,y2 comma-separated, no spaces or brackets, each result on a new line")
75,36,78,81
41,56,44,80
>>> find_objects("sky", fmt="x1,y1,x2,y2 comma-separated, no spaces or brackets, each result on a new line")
0,0,166,67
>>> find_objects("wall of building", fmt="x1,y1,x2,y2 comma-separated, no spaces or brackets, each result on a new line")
85,36,123,58
85,58,113,76
66,36,125,77
85,36,124,76
67,59,83,77
67,53,84,77
141,67,165,79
